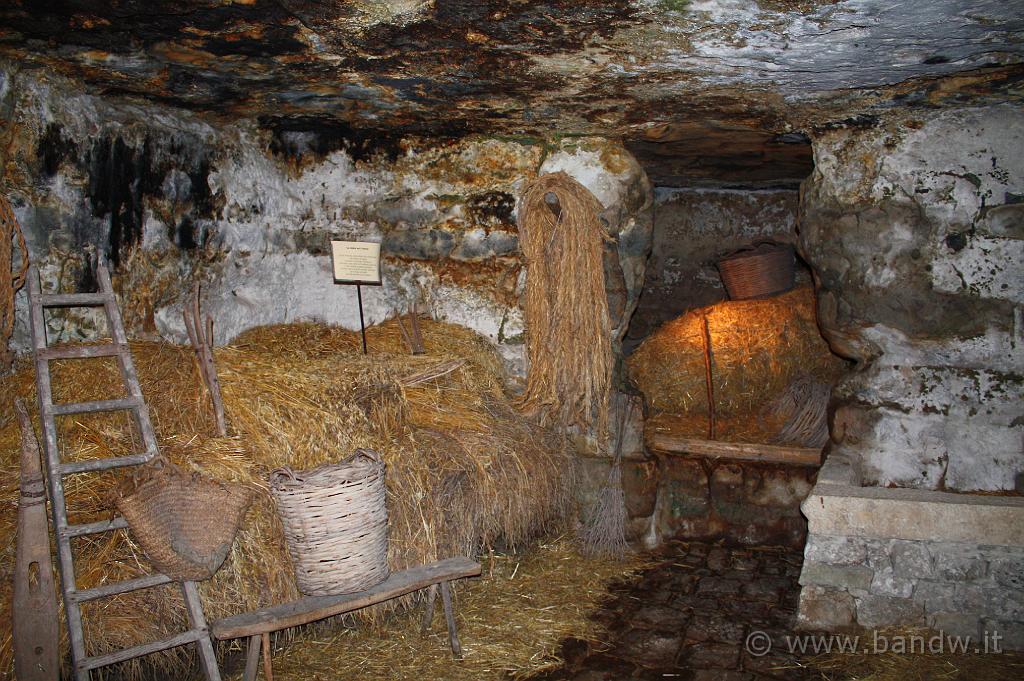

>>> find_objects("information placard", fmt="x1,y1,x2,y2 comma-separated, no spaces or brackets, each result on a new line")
331,240,381,285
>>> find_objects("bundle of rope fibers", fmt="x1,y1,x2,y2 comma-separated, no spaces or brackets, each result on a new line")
517,172,612,437
0,193,29,373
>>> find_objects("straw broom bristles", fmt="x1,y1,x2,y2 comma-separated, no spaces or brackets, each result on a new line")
578,400,632,558
517,172,612,438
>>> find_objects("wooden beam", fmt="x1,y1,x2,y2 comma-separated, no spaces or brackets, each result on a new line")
647,433,821,467
212,558,480,640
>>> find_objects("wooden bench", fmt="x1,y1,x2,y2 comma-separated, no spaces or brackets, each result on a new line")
211,557,481,681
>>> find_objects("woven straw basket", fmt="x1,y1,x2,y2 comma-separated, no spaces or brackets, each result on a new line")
717,242,795,300
270,448,389,596
115,460,252,582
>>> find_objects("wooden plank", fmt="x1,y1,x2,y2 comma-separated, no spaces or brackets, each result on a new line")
50,397,141,416
212,558,481,640
59,449,157,475
69,573,173,603
647,434,821,467
63,516,129,538
261,633,274,681
36,343,124,360
13,399,60,681
243,635,261,681
440,581,462,659
81,628,206,671
181,580,223,681
39,292,110,307
420,584,437,635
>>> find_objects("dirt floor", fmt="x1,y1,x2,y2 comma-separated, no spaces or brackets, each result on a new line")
219,537,1024,681
219,536,651,680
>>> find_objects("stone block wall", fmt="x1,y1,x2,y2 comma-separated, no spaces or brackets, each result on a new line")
797,453,1024,650
576,450,816,551
654,458,814,549
798,535,1024,649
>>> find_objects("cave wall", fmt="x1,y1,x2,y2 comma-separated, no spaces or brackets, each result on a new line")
0,66,653,377
800,104,1024,492
626,188,802,350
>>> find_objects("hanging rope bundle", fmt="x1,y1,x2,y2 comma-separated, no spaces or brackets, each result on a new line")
0,193,29,373
517,172,612,437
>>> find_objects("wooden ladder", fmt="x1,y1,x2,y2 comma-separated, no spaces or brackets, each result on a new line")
27,259,222,681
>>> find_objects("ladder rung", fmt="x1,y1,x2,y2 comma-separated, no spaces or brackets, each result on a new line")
38,292,112,308
60,451,156,475
63,516,129,538
79,628,207,671
69,573,174,604
37,343,125,360
50,397,142,416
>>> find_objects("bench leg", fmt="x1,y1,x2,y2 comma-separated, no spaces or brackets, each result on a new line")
421,584,437,636
243,634,260,681
440,581,462,659
261,633,274,681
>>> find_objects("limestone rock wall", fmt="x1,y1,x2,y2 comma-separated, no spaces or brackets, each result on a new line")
1,67,652,377
799,104,1024,492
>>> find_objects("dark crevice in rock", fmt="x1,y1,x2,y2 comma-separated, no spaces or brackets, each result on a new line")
264,117,409,164
36,122,77,177
78,133,218,266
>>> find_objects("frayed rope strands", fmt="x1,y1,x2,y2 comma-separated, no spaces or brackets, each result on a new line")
516,172,612,438
0,193,29,373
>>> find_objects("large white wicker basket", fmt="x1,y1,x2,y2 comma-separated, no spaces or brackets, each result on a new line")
270,449,389,596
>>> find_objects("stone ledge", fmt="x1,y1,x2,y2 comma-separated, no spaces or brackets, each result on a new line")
801,482,1024,546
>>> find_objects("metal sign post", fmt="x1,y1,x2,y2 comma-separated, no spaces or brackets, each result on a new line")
331,241,382,355
356,283,367,353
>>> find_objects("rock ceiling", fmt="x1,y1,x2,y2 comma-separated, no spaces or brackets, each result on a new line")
2,0,1023,186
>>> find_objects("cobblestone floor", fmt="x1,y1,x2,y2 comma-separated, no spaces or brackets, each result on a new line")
530,540,819,680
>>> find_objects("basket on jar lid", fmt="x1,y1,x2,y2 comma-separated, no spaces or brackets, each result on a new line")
716,241,796,300
270,448,389,596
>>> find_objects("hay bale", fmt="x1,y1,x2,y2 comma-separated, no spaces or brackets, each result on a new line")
627,286,846,419
0,317,573,677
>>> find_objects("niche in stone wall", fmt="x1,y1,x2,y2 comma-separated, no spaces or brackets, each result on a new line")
625,188,851,460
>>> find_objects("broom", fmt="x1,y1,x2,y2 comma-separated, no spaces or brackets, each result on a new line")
579,398,633,558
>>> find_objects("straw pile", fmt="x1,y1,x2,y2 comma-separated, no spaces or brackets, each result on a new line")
0,317,573,677
627,286,846,420
517,172,612,438
243,536,651,681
